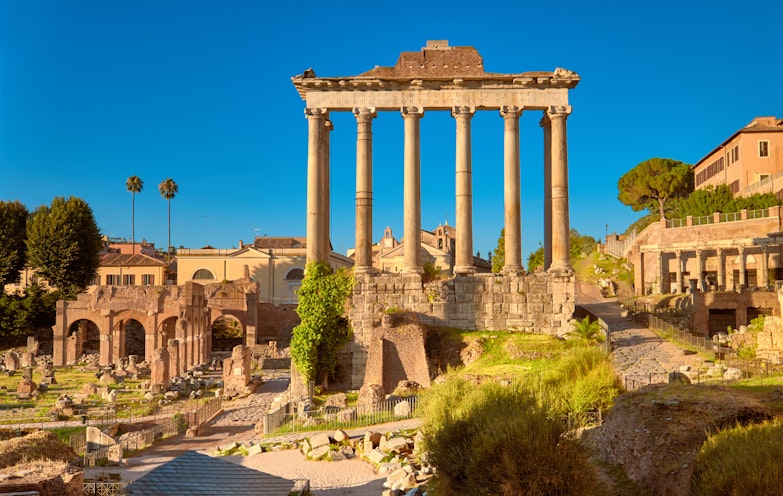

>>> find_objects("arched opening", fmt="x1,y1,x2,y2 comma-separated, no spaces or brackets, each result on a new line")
67,319,100,357
124,319,146,357
285,268,305,304
285,268,304,281
193,268,216,281
212,315,243,351
159,317,177,346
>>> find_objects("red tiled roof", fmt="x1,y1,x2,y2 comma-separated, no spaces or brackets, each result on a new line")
100,253,167,266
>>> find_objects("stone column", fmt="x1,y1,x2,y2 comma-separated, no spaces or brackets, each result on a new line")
696,249,705,292
321,118,333,261
453,106,475,274
658,251,666,294
548,106,572,272
305,108,327,263
501,105,523,273
717,248,726,290
675,250,683,294
402,107,424,274
540,114,552,270
738,245,747,289
761,245,770,287
354,107,377,273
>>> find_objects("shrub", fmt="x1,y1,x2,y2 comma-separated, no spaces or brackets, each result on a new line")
420,378,602,495
692,418,783,495
569,316,604,345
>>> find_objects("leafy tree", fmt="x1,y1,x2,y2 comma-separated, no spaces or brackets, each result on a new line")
527,230,596,273
126,175,144,250
527,243,544,272
618,157,693,219
491,228,505,273
26,196,102,297
158,178,178,255
0,200,29,287
290,262,353,385
0,283,59,342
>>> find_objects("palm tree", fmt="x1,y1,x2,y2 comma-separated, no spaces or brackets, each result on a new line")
158,178,178,258
125,176,143,253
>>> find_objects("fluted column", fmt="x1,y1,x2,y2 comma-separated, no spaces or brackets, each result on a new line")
738,245,747,289
354,107,376,273
540,115,553,270
402,107,424,273
761,245,770,287
717,248,726,290
501,106,523,273
453,106,475,274
321,118,333,262
675,250,683,294
305,108,327,263
548,105,572,273
696,249,705,292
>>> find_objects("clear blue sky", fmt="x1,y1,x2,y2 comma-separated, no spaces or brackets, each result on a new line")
1,1,782,264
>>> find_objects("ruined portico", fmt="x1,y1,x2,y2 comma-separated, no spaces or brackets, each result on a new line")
293,41,580,387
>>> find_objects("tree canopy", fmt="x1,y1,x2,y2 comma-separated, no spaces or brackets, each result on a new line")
491,228,505,273
26,196,102,298
0,200,29,287
126,175,144,247
159,178,178,255
617,157,693,219
526,229,597,272
290,262,353,386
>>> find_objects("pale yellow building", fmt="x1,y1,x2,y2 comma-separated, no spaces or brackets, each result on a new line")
694,116,783,197
176,236,353,304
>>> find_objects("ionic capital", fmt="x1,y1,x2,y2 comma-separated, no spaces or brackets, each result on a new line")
305,107,328,119
401,106,424,119
452,106,475,119
353,107,377,122
546,105,572,119
500,105,522,119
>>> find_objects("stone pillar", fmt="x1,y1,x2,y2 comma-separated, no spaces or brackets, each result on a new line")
402,106,424,273
548,105,572,272
305,107,327,263
354,107,376,273
150,347,170,393
761,245,770,287
540,114,553,270
453,106,475,274
321,119,333,261
717,248,726,290
738,245,747,289
501,105,522,273
696,249,705,292
168,339,180,378
675,250,683,294
657,250,666,294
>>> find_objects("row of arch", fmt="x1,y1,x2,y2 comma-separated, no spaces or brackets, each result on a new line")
192,267,305,281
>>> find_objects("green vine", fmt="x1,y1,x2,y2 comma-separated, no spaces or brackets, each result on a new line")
290,261,354,385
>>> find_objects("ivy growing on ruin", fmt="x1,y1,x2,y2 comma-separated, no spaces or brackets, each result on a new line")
290,261,354,386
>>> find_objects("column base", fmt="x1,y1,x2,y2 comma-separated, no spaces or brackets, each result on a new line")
354,265,375,275
454,266,477,275
503,265,525,275
547,263,573,275
402,267,423,275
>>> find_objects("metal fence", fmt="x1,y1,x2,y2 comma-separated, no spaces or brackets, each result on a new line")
83,482,128,495
261,396,418,436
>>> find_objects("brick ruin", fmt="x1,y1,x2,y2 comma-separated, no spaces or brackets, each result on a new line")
347,271,575,389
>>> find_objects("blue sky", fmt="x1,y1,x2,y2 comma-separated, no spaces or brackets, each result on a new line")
1,1,782,264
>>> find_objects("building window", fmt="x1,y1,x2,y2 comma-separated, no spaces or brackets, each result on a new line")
285,268,305,280
729,180,740,194
142,274,155,286
731,145,739,163
122,274,135,285
193,269,216,280
106,274,119,285
760,141,770,157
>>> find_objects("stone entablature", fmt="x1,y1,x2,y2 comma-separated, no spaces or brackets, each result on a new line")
347,272,574,388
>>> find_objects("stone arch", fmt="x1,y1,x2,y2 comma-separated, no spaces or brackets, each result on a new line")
66,319,100,363
193,268,216,281
159,316,178,346
123,319,146,357
285,268,305,281
211,314,244,352
285,267,305,304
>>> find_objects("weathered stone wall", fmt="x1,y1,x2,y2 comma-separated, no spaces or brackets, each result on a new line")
691,291,779,337
256,303,299,345
363,315,431,394
348,271,574,388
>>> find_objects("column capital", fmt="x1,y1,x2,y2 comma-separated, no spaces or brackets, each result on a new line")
353,107,377,121
305,107,328,119
451,106,475,118
401,106,424,118
738,245,746,254
324,120,334,132
547,105,572,119
539,114,551,127
500,105,522,119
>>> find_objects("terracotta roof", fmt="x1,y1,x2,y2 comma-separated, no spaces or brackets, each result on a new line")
693,116,783,168
124,451,297,496
100,253,167,267
252,237,307,249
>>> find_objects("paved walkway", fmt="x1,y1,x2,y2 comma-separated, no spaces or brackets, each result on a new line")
577,285,703,388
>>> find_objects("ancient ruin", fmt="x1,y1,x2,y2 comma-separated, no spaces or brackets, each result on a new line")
293,41,579,387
